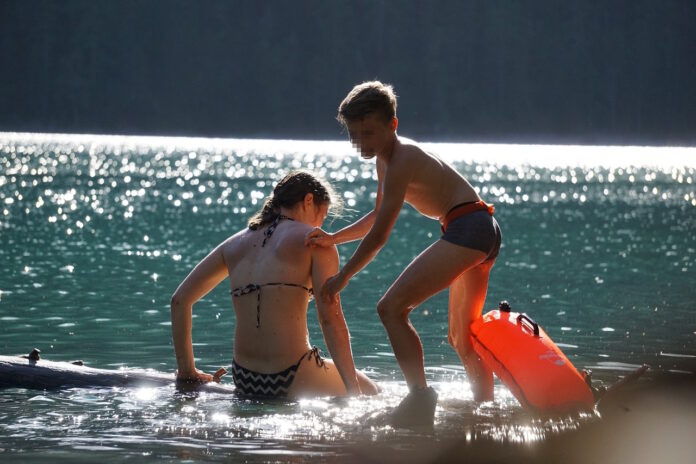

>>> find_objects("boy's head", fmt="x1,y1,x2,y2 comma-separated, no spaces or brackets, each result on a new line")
337,81,397,126
338,81,398,159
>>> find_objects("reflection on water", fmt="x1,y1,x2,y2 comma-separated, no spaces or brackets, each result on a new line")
1,132,694,461
0,377,594,462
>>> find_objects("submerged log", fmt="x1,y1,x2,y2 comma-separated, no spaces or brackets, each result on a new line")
0,353,236,394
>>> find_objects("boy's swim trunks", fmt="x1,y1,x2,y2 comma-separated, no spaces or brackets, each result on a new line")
441,201,501,263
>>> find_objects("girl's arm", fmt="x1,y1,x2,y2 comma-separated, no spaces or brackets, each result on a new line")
170,241,229,381
311,244,361,394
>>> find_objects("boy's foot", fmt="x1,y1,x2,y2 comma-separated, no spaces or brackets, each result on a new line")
389,386,438,428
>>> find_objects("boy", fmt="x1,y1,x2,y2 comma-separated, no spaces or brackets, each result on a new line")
306,81,501,426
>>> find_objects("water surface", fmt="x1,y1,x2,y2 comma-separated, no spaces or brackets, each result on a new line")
1,133,694,462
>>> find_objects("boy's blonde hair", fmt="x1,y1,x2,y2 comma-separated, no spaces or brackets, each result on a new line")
337,81,397,125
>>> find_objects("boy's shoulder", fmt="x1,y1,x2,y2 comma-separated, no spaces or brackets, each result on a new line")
396,135,420,148
390,137,429,165
396,136,428,154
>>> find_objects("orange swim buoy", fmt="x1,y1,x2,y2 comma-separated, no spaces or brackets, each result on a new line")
470,301,595,413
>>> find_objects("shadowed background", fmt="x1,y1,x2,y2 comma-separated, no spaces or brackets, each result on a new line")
1,0,695,145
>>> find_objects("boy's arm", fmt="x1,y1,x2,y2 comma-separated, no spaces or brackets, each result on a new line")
311,244,361,395
306,163,384,246
321,158,410,301
326,209,377,245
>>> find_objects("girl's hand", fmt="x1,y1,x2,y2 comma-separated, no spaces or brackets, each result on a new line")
176,367,216,383
305,228,334,248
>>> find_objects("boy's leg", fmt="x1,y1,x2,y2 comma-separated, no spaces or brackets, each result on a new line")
377,239,487,389
448,261,495,402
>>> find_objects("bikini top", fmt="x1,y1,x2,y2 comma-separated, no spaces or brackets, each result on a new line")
231,214,314,328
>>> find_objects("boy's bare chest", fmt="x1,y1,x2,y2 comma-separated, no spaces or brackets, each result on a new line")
403,180,449,219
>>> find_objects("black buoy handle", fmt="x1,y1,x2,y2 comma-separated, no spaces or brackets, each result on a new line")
516,313,540,337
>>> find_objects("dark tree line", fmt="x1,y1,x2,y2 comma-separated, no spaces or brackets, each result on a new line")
1,0,695,145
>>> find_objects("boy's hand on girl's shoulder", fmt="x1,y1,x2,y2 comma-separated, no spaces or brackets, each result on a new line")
305,227,334,248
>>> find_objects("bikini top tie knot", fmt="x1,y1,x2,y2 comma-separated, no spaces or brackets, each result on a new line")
231,283,262,297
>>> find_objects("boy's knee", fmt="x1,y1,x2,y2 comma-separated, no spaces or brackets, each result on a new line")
376,297,392,322
377,295,404,323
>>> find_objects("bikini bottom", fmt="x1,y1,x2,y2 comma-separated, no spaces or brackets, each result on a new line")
231,346,324,398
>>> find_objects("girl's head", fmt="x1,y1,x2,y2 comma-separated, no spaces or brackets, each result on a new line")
248,171,340,229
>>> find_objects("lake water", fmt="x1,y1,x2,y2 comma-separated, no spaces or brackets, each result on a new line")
1,132,694,462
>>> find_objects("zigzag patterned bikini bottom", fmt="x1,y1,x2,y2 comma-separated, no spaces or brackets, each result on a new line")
231,346,325,398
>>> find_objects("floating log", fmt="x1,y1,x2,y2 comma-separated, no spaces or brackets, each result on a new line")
1,349,648,405
0,351,236,394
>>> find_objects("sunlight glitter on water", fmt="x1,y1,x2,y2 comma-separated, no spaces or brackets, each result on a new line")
1,377,576,453
1,132,694,462
140,381,584,446
2,132,695,251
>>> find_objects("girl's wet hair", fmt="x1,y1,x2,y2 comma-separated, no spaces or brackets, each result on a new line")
248,170,341,230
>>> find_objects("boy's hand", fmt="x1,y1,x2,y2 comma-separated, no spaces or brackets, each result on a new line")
305,228,334,248
320,272,348,304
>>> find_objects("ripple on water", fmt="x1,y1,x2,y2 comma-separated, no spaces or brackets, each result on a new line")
1,133,694,460
0,379,598,462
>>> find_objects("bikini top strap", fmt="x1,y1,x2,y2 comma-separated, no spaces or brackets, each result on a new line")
230,282,313,296
262,214,294,247
231,284,263,327
263,282,314,296
230,281,314,328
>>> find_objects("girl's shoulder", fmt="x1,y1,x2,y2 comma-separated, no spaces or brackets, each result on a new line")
279,221,314,248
